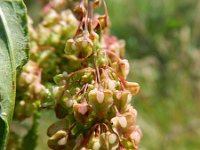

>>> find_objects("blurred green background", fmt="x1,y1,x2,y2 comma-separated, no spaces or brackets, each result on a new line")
25,0,200,149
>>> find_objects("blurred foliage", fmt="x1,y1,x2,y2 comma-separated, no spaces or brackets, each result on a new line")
106,0,200,149
24,0,200,149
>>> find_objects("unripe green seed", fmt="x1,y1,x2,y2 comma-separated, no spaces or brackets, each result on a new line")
47,120,68,137
93,141,101,150
53,74,64,84
114,90,131,112
66,99,74,108
53,86,65,100
48,130,67,149
71,42,77,51
108,133,117,144
88,89,113,118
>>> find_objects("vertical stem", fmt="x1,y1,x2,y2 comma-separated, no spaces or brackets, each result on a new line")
102,0,109,26
88,1,94,32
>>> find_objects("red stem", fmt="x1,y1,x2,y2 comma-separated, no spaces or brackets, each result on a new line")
102,0,109,26
105,66,126,90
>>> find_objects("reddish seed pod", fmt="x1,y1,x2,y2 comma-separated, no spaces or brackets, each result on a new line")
73,101,91,123
126,82,140,95
74,4,86,21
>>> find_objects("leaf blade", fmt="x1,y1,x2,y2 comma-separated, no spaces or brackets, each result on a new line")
0,0,29,149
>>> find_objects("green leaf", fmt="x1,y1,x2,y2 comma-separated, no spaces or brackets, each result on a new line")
0,0,29,149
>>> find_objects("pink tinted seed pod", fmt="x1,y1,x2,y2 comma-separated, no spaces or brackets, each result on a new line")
96,90,104,103
119,59,130,79
126,82,140,95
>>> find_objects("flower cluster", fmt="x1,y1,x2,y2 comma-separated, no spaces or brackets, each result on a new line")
47,0,142,149
9,1,81,149
15,0,79,121
15,61,49,120
12,0,142,149
29,3,78,80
